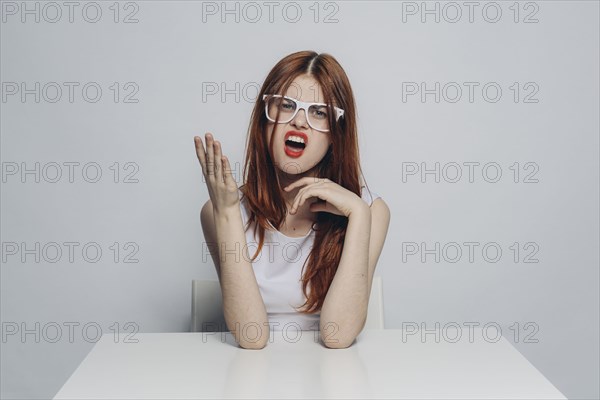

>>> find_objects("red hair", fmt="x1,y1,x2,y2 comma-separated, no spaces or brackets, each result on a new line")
240,50,372,314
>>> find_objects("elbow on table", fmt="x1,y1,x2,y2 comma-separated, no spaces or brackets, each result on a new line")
323,339,355,349
322,335,356,349
320,320,364,349
238,338,268,350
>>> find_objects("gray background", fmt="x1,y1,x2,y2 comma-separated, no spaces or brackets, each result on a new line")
1,1,598,399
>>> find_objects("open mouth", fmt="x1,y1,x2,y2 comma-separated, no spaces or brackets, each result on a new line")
284,131,308,158
285,140,306,150
284,140,305,157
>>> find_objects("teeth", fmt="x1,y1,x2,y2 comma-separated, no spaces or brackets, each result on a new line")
287,135,305,144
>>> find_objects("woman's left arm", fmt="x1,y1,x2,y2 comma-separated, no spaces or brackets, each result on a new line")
285,178,391,348
319,197,391,348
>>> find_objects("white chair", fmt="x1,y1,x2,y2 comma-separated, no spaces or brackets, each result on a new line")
364,275,385,329
191,276,385,332
191,280,227,332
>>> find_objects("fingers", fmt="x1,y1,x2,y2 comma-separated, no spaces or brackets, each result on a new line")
194,136,207,175
291,186,315,214
196,133,237,193
284,177,304,191
309,199,328,213
206,133,215,178
222,156,236,188
289,180,332,214
296,188,313,211
214,140,224,184
284,177,306,191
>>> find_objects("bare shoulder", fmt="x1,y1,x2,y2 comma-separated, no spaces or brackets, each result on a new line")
370,197,391,225
368,198,391,250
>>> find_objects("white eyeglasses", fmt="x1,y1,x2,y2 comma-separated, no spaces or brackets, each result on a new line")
262,94,345,132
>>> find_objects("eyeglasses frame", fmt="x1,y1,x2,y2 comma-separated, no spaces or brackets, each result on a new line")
262,94,345,132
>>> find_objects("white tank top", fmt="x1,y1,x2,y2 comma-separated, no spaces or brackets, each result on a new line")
237,185,381,331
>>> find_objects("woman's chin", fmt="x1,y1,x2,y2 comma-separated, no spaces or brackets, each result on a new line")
272,157,306,174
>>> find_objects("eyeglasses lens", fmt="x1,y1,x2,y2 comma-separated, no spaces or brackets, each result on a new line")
266,96,330,132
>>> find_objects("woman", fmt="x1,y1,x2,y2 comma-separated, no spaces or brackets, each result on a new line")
194,51,390,349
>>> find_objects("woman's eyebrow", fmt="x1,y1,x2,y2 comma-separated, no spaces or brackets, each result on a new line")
290,97,327,104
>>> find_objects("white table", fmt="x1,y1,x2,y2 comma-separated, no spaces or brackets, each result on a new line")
53,328,566,399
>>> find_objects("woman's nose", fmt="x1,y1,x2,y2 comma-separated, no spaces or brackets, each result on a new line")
291,108,309,129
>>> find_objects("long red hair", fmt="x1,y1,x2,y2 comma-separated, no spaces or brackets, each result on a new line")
240,50,372,314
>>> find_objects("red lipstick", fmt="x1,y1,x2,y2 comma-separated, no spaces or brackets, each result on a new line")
284,131,308,158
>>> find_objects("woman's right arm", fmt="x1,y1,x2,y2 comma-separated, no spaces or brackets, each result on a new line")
195,133,269,349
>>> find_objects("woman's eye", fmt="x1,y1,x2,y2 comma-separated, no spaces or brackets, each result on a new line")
312,109,328,119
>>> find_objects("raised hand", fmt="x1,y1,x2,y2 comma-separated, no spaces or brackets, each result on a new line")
194,133,239,213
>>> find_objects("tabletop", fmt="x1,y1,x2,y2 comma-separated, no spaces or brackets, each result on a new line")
53,328,566,399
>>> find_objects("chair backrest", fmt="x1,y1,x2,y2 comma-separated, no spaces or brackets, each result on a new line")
191,280,227,332
191,276,385,332
364,275,385,329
